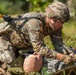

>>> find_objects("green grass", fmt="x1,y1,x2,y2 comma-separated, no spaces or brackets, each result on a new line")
63,20,76,48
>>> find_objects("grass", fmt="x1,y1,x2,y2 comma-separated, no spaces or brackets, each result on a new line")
63,20,76,48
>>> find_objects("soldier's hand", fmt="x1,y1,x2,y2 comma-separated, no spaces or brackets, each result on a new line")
71,54,76,62
62,55,74,66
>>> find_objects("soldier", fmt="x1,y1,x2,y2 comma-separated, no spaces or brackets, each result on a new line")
0,1,76,74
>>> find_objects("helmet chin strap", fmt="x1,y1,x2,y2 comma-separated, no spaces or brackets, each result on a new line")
47,17,55,31
49,22,55,31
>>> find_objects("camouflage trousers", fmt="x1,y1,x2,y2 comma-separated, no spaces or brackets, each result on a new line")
0,35,15,64
43,57,67,74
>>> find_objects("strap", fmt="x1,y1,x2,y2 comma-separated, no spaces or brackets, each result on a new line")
3,15,45,32
12,17,42,21
11,16,43,33
17,17,42,29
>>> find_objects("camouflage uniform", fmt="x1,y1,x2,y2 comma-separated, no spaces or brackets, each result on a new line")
0,12,73,73
0,1,73,74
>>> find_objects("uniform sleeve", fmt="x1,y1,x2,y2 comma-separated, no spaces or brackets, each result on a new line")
0,22,12,35
50,28,73,54
26,19,57,57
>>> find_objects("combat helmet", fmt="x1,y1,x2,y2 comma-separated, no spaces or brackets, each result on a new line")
45,1,70,22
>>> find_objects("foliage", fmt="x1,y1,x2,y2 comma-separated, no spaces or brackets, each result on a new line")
0,0,29,14
63,20,76,48
0,0,53,14
28,0,52,12
58,0,66,3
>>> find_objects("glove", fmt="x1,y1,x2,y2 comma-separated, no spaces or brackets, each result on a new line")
71,54,76,62
61,55,74,66
3,15,12,22
0,67,5,75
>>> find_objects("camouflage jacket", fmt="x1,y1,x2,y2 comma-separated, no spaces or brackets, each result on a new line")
0,12,73,57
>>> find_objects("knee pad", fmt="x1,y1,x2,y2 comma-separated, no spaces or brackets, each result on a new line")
0,50,15,63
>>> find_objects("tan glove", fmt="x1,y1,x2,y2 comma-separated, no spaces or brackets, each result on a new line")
0,62,7,75
61,55,74,66
0,67,5,75
71,54,76,62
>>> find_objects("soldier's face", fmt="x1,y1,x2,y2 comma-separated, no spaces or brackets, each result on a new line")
48,17,63,31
